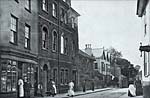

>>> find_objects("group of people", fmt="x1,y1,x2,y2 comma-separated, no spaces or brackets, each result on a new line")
18,77,31,98
18,77,75,98
128,77,143,97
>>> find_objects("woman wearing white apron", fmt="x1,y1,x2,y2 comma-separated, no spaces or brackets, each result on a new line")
128,83,136,97
18,78,24,98
67,80,75,97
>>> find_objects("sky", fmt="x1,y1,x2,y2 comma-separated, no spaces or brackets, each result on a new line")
71,0,143,66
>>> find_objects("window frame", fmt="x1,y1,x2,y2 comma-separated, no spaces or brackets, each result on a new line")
52,30,58,52
144,52,150,77
64,37,68,55
10,14,18,45
24,24,31,49
42,0,48,12
25,0,31,12
42,27,48,50
52,2,57,18
0,60,17,93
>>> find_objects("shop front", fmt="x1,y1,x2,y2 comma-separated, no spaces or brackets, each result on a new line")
0,58,38,98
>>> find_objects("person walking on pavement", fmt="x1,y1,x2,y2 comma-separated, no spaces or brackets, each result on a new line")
18,77,24,98
38,82,43,97
91,80,95,91
82,80,86,92
24,77,31,98
67,80,75,97
48,79,57,97
128,81,136,97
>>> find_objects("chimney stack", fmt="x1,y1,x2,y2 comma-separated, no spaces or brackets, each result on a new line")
85,44,92,56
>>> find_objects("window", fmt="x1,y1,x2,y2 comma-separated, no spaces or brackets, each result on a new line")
52,31,57,52
42,0,48,11
71,17,75,28
144,24,147,36
64,37,68,55
101,62,105,71
1,60,17,92
64,69,68,84
25,24,30,49
22,63,34,88
144,52,150,76
10,15,18,44
53,69,57,84
52,3,57,17
72,41,75,56
60,8,67,24
42,27,48,49
94,63,98,69
60,69,64,84
61,33,64,54
25,0,31,12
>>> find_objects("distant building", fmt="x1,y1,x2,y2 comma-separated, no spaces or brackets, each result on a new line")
77,50,95,90
84,44,111,87
136,0,150,98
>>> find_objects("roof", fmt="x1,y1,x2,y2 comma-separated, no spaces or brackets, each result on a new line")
136,0,149,17
92,48,104,58
78,50,95,60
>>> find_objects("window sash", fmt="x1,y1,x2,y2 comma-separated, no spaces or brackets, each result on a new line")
25,0,31,11
42,0,47,11
52,3,57,17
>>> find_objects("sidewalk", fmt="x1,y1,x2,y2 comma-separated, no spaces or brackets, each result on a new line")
119,93,143,98
35,88,112,98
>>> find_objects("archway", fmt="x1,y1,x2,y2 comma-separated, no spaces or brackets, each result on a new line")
43,64,48,92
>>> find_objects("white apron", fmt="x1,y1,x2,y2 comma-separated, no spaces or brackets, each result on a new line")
129,84,136,97
18,79,24,97
68,82,75,96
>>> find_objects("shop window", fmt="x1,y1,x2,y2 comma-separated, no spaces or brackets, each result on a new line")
1,60,17,92
22,63,34,88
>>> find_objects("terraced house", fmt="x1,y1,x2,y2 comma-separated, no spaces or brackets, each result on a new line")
0,0,80,98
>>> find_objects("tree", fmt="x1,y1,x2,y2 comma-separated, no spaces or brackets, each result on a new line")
108,47,122,60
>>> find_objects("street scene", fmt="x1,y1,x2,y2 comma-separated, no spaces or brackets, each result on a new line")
0,0,150,98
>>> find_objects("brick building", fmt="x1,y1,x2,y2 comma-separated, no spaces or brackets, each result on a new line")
0,0,80,98
37,0,80,94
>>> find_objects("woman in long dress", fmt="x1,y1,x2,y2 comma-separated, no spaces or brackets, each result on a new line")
128,83,136,97
18,78,24,98
68,80,75,97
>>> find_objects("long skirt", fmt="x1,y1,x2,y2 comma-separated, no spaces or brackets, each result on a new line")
68,89,75,96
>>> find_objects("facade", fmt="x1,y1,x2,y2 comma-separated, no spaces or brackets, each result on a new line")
0,0,38,98
37,0,80,94
77,50,95,91
84,44,111,87
0,0,80,98
137,0,150,98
